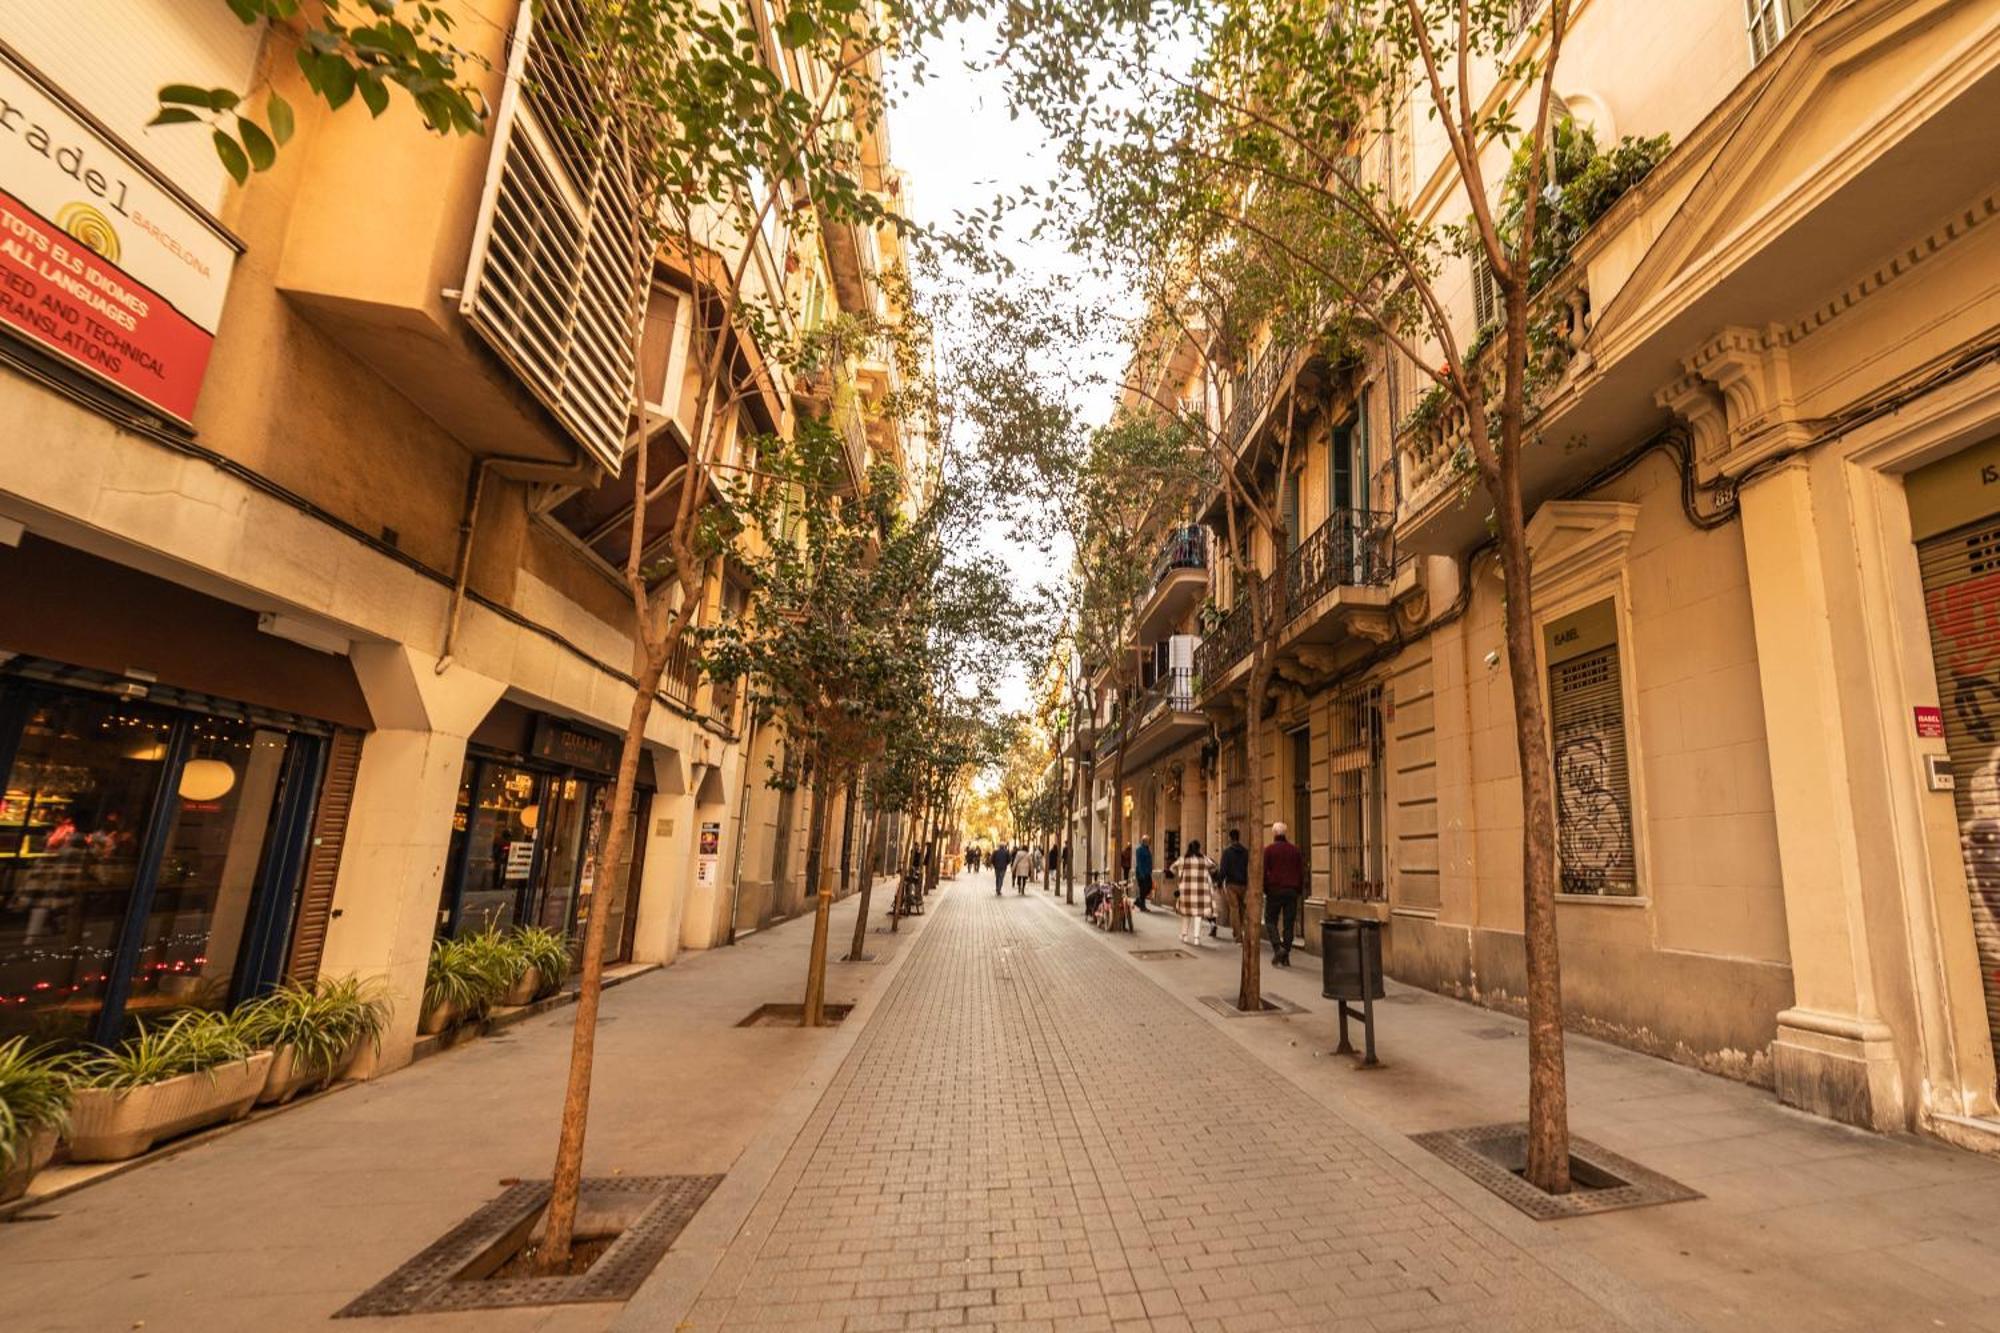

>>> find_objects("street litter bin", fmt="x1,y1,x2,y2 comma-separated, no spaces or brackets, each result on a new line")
1321,916,1385,1001
1321,915,1384,1066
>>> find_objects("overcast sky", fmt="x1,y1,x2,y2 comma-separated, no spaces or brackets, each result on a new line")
885,23,1129,726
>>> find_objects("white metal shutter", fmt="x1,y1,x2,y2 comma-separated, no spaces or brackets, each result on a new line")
1546,603,1637,896
462,0,644,473
1918,516,2000,1073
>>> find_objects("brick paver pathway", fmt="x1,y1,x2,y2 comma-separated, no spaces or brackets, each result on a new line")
682,877,1627,1332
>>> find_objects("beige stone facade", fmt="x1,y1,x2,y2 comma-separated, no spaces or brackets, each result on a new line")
0,1,910,1070
1084,0,2000,1146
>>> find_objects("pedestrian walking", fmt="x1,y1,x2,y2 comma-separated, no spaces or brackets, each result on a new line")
1168,840,1216,948
1262,822,1305,966
1133,834,1154,912
991,842,1012,895
1012,843,1033,894
1214,828,1249,940
966,845,980,873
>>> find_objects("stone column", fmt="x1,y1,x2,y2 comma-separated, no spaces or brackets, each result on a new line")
1738,460,1905,1129
318,644,505,1076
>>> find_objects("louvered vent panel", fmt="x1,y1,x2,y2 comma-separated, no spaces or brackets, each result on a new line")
464,0,643,473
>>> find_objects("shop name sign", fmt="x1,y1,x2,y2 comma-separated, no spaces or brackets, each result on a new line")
529,717,618,776
0,49,237,424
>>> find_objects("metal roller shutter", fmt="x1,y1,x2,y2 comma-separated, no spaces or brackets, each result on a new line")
286,727,365,984
1546,600,1637,896
1918,516,2000,1075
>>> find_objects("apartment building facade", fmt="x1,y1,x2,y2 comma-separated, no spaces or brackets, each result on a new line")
1081,0,2000,1146
0,0,911,1071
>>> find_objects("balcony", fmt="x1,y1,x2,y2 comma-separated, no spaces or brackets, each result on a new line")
1101,666,1205,769
1135,526,1209,641
1195,507,1396,696
1223,338,1296,455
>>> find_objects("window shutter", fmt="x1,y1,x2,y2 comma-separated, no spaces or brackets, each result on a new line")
461,0,645,473
287,727,365,983
1472,256,1500,331
1545,602,1637,895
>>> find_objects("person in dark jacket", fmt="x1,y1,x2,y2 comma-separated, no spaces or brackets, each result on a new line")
1213,828,1250,940
1133,835,1154,912
1262,823,1305,966
991,842,1012,895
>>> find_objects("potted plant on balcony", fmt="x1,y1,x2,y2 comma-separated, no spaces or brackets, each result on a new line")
65,1011,272,1162
421,936,506,1035
0,1038,72,1203
240,977,391,1105
507,926,574,1006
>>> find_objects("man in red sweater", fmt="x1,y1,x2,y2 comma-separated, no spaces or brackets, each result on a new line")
1262,822,1305,967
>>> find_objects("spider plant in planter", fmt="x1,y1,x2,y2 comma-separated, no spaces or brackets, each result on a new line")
505,925,573,1005
65,1010,273,1162
464,928,532,1010
421,935,508,1035
0,1038,72,1203
239,977,391,1105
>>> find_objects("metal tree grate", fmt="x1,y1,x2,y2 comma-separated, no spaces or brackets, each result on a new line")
1130,948,1193,960
1410,1124,1699,1221
337,1174,722,1315
1199,993,1308,1018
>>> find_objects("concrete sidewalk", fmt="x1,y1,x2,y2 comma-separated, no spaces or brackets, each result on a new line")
1055,889,2000,1332
0,878,922,1333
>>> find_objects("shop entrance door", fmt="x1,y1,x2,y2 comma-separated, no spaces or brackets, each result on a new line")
1919,513,2000,1086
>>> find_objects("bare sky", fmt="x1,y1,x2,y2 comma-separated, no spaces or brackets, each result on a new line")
885,23,1128,724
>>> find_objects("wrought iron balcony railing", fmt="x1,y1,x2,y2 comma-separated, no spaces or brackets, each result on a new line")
1150,525,1208,589
1193,507,1396,688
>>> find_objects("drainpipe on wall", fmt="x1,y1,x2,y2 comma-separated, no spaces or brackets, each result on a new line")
434,453,556,675
724,709,761,944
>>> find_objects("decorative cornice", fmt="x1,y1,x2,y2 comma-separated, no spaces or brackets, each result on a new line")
1526,501,1641,602
1779,191,2000,345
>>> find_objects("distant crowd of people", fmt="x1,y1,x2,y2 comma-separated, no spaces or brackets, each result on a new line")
961,822,1309,966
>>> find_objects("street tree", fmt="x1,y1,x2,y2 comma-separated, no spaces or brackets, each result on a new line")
175,0,991,1263
1002,0,1675,1193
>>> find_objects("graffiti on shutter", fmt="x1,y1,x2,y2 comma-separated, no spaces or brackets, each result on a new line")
1918,515,2000,1080
287,727,364,983
1545,600,1636,896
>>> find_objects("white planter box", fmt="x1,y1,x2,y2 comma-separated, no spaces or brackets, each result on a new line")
66,1052,274,1162
0,1126,57,1204
418,999,462,1036
256,1040,360,1106
499,967,542,1009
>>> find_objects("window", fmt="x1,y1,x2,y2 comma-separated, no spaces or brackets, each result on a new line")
1471,254,1501,332
1328,683,1386,901
1544,600,1637,896
1746,0,1821,62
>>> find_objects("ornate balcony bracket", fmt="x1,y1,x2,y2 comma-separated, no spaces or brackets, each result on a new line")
1657,323,1814,483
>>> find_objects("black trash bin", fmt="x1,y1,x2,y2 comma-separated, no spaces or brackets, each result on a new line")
1321,916,1385,1000
1320,915,1384,1066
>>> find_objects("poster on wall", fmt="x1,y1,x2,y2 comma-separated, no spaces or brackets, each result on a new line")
695,820,721,887
0,47,239,424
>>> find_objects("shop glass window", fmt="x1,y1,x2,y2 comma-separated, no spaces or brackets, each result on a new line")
0,696,174,1043
124,720,293,1026
1545,600,1638,896
441,762,544,936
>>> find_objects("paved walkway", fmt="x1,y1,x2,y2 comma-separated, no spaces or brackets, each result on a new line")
646,879,1643,1332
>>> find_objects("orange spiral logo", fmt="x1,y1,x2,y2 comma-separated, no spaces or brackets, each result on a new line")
54,202,121,263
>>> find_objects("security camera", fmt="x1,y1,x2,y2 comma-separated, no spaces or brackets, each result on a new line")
1483,649,1501,668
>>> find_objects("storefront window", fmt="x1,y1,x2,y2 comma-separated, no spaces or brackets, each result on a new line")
439,762,542,936
0,695,174,1043
534,777,591,935
122,721,293,1026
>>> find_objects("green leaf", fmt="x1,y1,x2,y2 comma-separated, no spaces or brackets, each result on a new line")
224,0,262,23
238,118,277,171
356,70,390,117
148,107,205,127
778,10,816,47
212,129,250,184
207,87,240,112
266,90,295,144
159,84,214,106
320,58,356,111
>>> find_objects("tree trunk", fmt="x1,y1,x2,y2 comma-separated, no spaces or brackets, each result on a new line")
799,764,835,1027
837,778,858,899
1065,751,1078,903
1493,455,1570,1194
1237,656,1268,1013
539,652,664,1270
848,804,885,961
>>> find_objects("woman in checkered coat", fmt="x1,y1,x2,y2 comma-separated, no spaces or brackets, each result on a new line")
1168,841,1216,948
